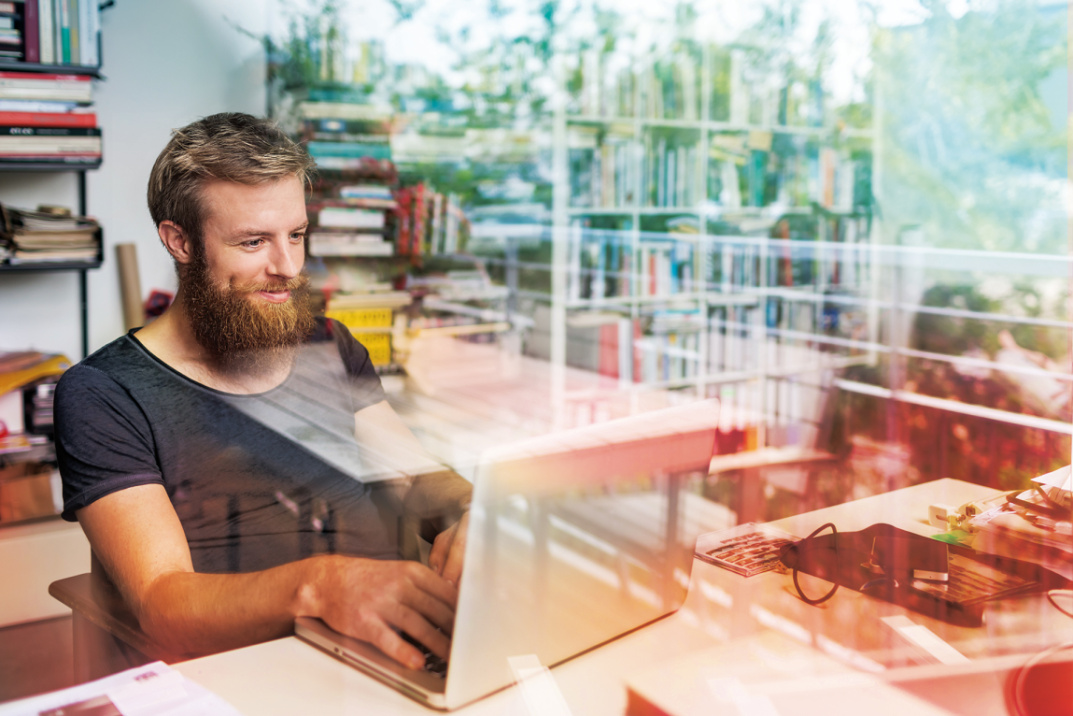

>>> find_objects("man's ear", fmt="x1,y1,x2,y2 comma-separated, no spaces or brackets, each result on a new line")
158,220,193,264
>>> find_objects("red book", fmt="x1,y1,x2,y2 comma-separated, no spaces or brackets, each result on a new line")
410,183,426,257
23,1,39,64
0,71,92,82
0,111,96,127
597,323,619,379
393,187,412,256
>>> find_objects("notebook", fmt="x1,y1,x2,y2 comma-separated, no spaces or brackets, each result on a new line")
296,399,719,710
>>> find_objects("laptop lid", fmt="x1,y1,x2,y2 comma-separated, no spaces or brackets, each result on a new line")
443,399,718,709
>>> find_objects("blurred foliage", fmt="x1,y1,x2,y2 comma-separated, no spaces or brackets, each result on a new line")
873,0,1067,253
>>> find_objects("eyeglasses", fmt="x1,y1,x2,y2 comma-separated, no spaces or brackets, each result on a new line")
789,522,840,606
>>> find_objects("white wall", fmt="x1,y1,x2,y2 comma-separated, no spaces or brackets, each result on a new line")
0,0,269,359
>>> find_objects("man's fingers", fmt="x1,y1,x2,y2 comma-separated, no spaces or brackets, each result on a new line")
391,605,452,661
405,561,459,611
430,513,468,585
370,622,427,671
398,579,456,636
440,528,466,586
428,523,455,575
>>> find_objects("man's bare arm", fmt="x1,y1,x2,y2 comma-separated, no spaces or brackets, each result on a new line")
77,483,457,669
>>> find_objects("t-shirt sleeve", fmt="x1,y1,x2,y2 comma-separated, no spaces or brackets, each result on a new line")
327,318,387,409
54,364,165,521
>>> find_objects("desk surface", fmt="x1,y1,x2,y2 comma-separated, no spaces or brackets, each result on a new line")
174,478,1072,715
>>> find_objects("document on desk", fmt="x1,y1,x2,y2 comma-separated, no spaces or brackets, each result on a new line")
0,661,241,716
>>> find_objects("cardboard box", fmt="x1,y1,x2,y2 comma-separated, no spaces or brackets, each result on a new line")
0,461,57,523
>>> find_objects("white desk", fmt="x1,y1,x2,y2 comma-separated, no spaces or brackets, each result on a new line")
174,479,1073,715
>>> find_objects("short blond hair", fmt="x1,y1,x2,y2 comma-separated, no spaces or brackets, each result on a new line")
147,113,315,246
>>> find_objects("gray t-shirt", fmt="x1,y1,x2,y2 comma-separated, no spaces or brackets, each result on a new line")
54,317,400,573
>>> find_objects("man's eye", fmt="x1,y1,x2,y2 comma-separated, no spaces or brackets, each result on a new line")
291,232,306,242
243,239,265,248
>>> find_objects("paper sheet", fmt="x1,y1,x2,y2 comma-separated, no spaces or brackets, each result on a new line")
0,662,241,716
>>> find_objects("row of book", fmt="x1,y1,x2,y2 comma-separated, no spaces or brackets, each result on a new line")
1,0,100,66
0,201,99,264
551,297,859,387
544,309,705,385
566,128,867,214
568,127,637,209
566,43,828,128
567,221,697,301
395,183,465,259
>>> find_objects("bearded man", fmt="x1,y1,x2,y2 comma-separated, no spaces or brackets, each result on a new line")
53,112,469,672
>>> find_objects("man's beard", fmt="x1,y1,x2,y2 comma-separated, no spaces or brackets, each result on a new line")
179,254,316,372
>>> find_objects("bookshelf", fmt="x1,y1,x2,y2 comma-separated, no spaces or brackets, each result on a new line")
0,4,104,527
0,0,104,532
549,40,874,435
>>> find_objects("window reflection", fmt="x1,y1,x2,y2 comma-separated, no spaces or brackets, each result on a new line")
251,0,1070,699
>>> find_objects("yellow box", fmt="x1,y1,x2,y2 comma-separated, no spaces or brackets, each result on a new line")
356,331,393,366
326,307,394,329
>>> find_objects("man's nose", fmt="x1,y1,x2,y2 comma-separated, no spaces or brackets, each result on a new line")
269,241,302,278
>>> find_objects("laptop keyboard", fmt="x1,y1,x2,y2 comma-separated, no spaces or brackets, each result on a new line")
401,631,449,678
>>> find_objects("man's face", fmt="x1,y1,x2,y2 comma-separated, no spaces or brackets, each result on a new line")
179,176,315,362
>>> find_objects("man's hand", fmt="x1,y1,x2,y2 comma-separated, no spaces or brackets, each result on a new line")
306,555,458,671
428,511,468,587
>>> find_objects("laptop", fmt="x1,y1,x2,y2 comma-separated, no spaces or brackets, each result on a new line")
296,399,719,710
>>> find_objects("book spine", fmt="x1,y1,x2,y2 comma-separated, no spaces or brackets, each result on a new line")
0,73,91,86
77,0,90,66
0,122,97,133
37,0,52,64
85,0,96,66
67,0,77,64
23,0,39,63
393,187,411,256
411,183,426,257
0,154,98,164
58,0,68,64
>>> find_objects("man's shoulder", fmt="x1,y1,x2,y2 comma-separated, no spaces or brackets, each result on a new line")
59,332,157,393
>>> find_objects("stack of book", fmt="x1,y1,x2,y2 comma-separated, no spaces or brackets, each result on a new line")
324,290,411,370
0,69,97,166
308,171,398,258
300,98,398,258
0,202,100,264
0,350,68,456
0,0,101,66
299,96,394,170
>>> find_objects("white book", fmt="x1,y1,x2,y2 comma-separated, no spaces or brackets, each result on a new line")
317,206,385,230
86,0,99,66
38,0,54,65
308,232,393,257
